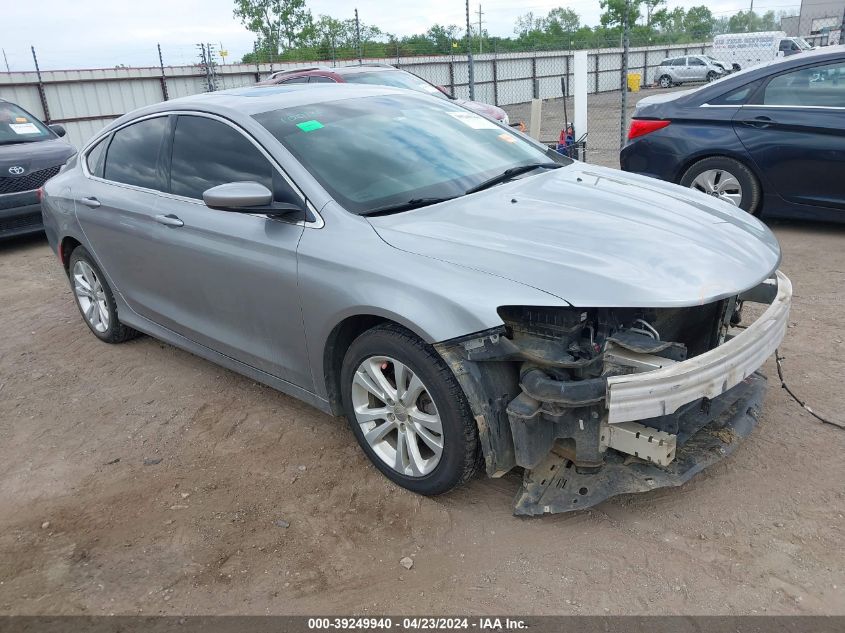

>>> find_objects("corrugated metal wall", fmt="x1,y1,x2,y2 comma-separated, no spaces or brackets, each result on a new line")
0,42,709,150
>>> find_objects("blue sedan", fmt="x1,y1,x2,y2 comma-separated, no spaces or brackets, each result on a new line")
621,47,845,222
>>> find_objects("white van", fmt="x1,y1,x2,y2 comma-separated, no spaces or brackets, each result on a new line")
712,31,813,70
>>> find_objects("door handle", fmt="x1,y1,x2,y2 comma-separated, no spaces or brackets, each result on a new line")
78,196,101,208
741,116,773,129
155,214,184,228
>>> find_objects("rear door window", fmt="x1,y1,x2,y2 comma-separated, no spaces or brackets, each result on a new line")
309,76,335,83
168,115,273,200
762,61,845,107
103,116,168,190
281,76,308,84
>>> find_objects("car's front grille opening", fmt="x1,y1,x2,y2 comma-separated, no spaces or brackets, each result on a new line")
0,165,61,195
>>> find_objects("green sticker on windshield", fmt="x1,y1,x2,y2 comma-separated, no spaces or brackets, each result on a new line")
297,119,324,132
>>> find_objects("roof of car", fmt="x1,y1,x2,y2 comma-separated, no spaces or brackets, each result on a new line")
677,45,845,103
93,83,423,141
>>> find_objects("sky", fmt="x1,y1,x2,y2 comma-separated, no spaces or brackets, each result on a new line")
1,0,804,71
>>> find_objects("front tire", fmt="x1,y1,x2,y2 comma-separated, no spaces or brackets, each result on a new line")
69,246,139,344
340,324,480,495
680,156,761,215
706,71,718,82
658,75,672,88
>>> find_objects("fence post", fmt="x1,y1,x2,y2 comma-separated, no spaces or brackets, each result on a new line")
593,53,599,94
30,46,51,124
465,0,475,100
531,52,538,99
563,54,570,102
448,60,455,96
642,49,648,86
157,43,169,101
528,98,542,140
492,46,499,106
620,0,630,150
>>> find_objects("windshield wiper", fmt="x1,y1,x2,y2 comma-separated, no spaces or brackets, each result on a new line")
361,196,456,217
465,162,562,195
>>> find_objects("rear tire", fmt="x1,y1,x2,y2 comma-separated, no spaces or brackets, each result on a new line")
68,246,140,344
680,156,761,215
658,75,672,88
340,323,480,495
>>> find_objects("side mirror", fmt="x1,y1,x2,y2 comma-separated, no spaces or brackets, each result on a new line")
49,124,67,138
203,182,305,219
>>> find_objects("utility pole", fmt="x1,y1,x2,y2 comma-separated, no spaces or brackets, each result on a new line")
355,8,362,65
619,0,630,150
466,0,475,100
1,49,9,73
476,4,484,54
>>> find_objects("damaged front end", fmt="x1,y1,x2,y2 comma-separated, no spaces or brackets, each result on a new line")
435,271,792,515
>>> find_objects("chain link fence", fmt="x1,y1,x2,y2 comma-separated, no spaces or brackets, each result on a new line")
1,5,842,164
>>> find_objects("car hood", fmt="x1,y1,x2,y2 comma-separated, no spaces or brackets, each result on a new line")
0,137,76,174
455,98,507,121
368,163,780,308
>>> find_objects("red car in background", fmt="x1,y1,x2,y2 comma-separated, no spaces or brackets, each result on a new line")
257,63,509,124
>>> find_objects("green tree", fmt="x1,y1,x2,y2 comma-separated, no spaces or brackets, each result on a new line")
427,24,462,54
547,7,580,34
599,0,642,29
234,0,314,56
683,6,715,39
642,0,665,28
514,11,547,37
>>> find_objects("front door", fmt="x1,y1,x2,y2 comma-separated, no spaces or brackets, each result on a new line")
137,114,311,388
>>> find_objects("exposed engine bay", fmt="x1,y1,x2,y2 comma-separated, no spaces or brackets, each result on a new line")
435,272,791,515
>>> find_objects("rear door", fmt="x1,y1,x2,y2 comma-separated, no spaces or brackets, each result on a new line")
687,56,707,81
74,115,171,301
733,58,845,212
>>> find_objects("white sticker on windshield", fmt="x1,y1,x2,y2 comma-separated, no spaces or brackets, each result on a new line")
9,122,41,135
447,111,499,130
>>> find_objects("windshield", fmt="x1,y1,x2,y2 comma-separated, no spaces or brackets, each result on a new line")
793,38,812,50
254,94,568,215
343,70,449,100
0,102,52,145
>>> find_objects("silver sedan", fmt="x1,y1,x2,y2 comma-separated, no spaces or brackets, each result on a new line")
42,84,790,515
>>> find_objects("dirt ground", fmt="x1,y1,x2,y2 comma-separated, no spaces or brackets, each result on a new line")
0,220,843,616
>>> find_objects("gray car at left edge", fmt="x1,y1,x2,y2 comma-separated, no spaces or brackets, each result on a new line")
41,84,791,515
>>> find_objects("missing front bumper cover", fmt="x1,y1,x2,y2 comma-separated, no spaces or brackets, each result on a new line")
513,372,766,516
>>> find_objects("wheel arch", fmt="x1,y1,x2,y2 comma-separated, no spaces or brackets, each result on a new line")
322,313,430,416
59,236,83,273
674,151,763,190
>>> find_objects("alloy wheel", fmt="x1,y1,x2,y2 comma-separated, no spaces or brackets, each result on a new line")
690,169,743,207
72,260,110,333
351,356,444,477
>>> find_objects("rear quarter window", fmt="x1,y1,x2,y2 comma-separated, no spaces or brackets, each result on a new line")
707,80,762,106
85,136,108,178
